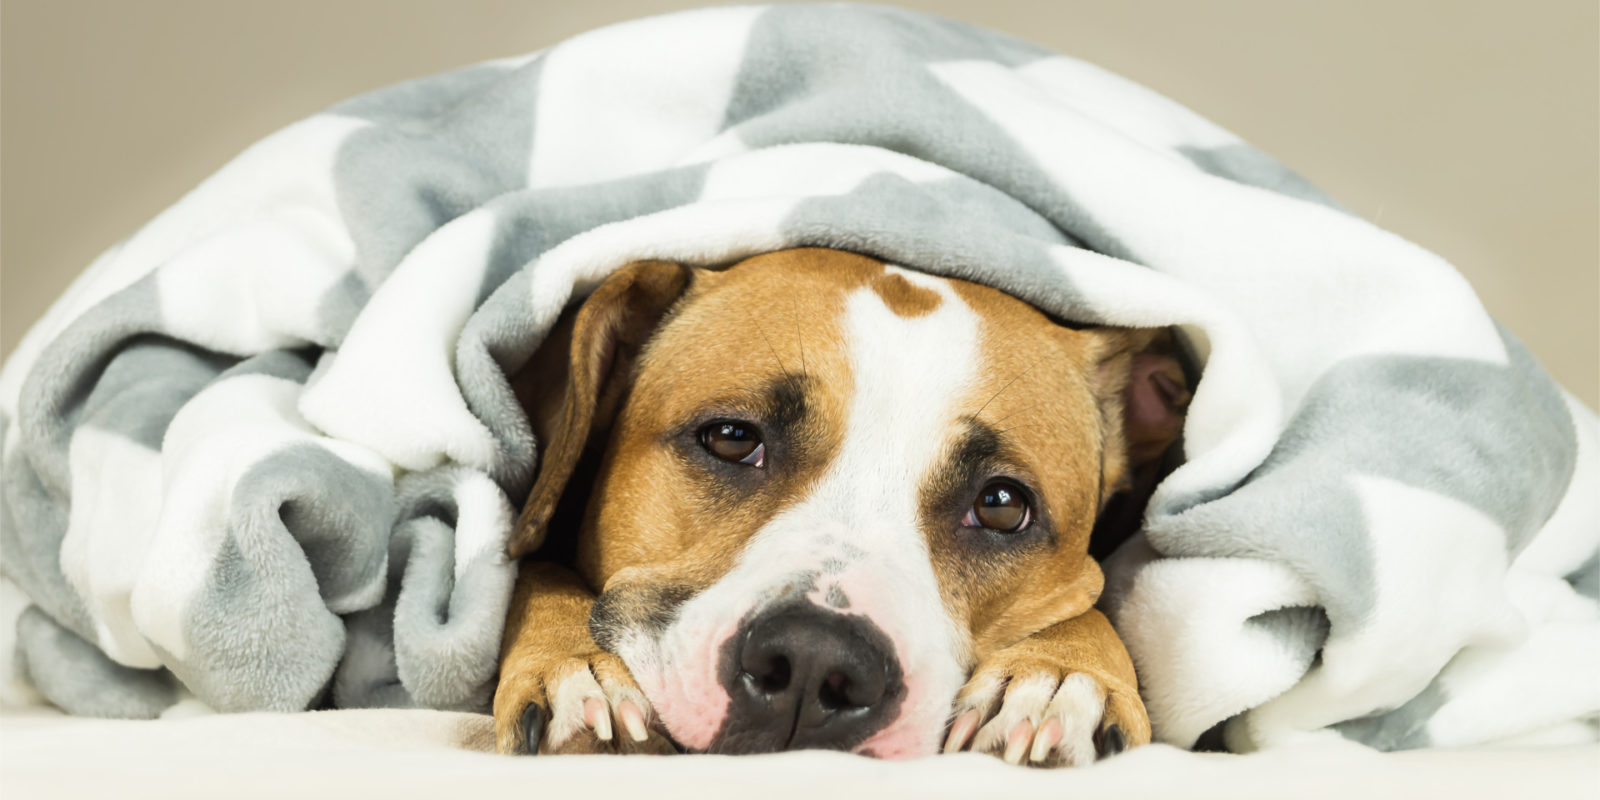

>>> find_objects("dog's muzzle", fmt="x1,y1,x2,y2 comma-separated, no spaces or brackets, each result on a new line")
711,602,906,753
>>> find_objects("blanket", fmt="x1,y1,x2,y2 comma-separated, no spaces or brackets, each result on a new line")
2,3,1595,751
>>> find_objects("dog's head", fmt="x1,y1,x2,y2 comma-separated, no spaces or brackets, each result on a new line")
508,248,1187,757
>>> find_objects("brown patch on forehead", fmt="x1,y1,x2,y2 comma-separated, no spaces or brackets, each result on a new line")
869,272,941,317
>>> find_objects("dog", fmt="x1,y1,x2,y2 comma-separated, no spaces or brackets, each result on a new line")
493,248,1190,765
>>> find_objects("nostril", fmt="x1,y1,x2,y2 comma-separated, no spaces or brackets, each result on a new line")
743,654,793,695
760,655,792,693
817,671,852,711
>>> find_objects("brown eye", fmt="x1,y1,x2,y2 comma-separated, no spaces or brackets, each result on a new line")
962,481,1032,533
700,421,765,467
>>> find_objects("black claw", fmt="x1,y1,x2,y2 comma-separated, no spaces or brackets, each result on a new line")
520,703,548,755
1098,724,1126,757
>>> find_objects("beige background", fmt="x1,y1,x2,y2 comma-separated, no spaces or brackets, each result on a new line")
3,0,1596,405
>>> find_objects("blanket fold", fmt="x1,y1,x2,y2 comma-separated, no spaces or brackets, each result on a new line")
3,3,1595,751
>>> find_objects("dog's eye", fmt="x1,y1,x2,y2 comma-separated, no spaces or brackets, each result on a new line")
962,481,1031,533
700,421,765,467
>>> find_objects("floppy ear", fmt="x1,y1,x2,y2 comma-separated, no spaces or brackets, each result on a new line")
506,260,693,559
1085,327,1192,504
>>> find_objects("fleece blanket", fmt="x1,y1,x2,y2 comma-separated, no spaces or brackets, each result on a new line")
2,4,1595,751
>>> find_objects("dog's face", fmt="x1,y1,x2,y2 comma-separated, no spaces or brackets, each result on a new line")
510,248,1183,757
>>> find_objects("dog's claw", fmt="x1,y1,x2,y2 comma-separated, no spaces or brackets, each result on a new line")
1099,724,1126,757
1029,718,1064,763
1002,719,1033,765
584,696,614,742
943,709,981,754
520,703,548,755
618,700,650,743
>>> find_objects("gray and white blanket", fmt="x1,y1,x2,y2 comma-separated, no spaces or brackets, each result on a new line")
3,4,1595,751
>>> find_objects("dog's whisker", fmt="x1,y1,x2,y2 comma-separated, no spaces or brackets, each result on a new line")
791,296,807,377
756,321,794,382
973,361,1036,421
989,402,1039,427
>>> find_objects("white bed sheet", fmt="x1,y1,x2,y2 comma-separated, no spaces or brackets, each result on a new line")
2,706,1594,799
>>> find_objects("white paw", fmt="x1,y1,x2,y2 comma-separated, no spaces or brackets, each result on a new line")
944,671,1127,767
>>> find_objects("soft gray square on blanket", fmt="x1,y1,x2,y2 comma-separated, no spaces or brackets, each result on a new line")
1,3,1595,752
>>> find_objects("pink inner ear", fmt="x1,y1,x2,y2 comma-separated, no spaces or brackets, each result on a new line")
1123,352,1190,460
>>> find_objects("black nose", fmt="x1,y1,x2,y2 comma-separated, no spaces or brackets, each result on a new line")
714,604,904,753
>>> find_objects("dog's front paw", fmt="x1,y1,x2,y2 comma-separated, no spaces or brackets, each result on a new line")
942,653,1150,767
493,650,676,756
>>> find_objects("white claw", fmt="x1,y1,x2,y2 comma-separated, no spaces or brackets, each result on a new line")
584,696,613,741
618,701,650,742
